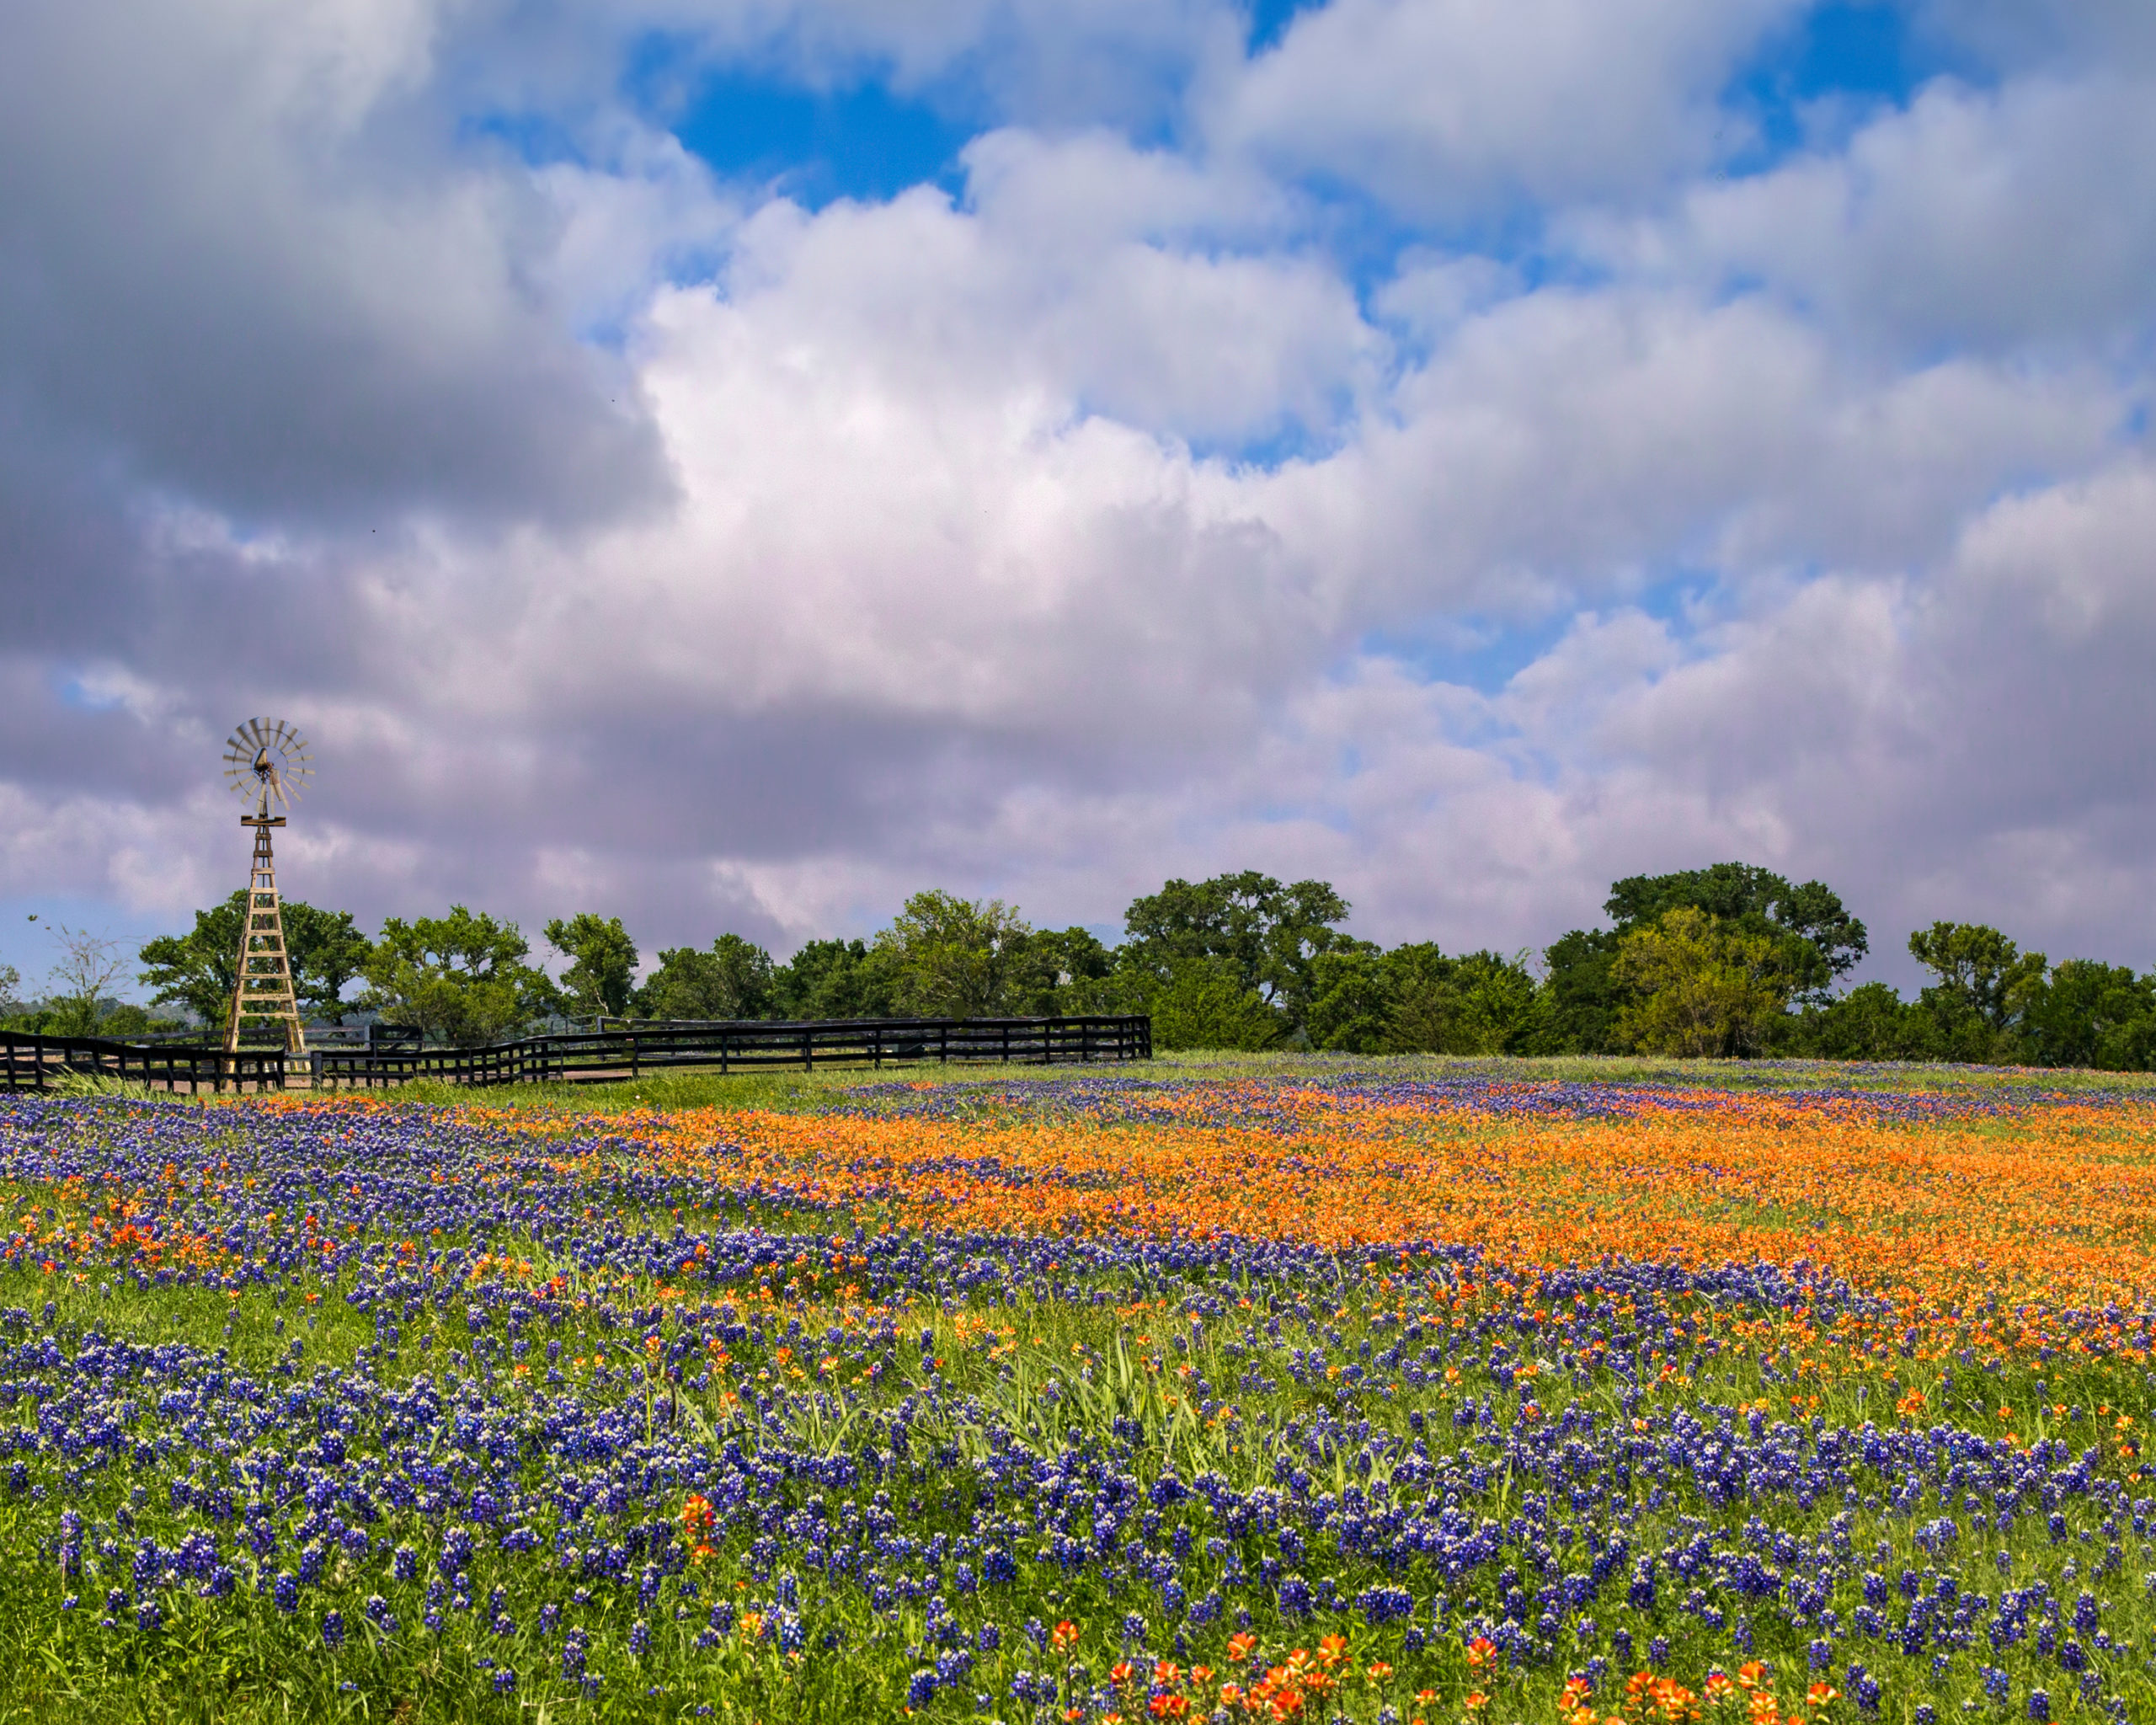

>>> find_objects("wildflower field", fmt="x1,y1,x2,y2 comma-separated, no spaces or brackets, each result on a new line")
4,1062,2156,1725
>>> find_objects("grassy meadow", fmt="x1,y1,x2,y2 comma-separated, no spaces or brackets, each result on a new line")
2,1055,2153,1723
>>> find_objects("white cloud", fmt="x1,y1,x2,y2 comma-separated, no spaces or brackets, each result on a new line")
1203,0,1801,218
1586,72,2156,355
5,0,2156,997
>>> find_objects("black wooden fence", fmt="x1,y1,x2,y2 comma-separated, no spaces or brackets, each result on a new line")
0,1015,1150,1094
0,1030,287,1094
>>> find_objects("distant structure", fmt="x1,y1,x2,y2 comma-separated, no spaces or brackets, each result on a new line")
221,718,314,1055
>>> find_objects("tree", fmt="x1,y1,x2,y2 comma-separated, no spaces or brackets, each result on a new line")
284,903,373,1015
139,894,371,1025
543,914,639,1018
0,963,19,1018
766,939,898,1020
640,935,775,1021
1007,926,1117,1017
1122,871,1353,1033
1512,928,1627,1055
1604,862,1865,1005
1305,944,1392,1053
358,907,551,1045
43,923,133,1037
1613,907,1790,1056
1791,982,1936,1062
1907,921,2047,1060
1148,956,1283,1051
2017,959,2156,1071
93,1003,183,1039
1407,949,1538,1054
873,891,1033,1018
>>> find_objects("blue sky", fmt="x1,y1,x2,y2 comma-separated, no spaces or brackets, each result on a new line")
3,0,2155,1001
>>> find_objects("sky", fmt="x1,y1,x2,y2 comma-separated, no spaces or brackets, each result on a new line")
4,0,2155,998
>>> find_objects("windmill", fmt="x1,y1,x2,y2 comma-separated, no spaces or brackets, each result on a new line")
221,718,315,1055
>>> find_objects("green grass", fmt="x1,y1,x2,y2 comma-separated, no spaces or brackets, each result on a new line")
3,1065,2153,1722
292,1049,2156,1114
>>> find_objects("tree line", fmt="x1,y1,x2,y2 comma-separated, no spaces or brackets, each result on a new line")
4,861,2153,1068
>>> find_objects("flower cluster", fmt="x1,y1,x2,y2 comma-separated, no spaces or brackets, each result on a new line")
0,1076,2149,1721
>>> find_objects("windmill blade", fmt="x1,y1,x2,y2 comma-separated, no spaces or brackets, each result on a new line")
218,716,318,810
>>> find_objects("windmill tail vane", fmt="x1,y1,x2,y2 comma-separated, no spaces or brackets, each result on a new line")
220,718,314,1055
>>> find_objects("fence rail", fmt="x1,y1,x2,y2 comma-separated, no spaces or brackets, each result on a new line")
0,1015,1150,1094
0,1031,286,1094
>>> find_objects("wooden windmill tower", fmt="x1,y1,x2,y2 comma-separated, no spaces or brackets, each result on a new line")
221,718,314,1054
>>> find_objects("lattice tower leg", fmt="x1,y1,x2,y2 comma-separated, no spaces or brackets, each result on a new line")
224,820,308,1055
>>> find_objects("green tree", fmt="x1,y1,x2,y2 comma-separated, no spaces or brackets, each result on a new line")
1790,981,1937,1061
1604,862,1865,1004
139,894,371,1026
766,939,899,1020
1613,907,1790,1056
1306,943,1540,1055
93,1003,185,1039
1511,928,1626,1055
873,891,1033,1018
1906,921,2047,1060
1148,955,1283,1051
543,914,639,1018
358,907,550,1045
283,903,373,1016
640,935,776,1021
1007,927,1117,1017
2018,959,2156,1071
1402,948,1539,1054
1305,944,1392,1053
1122,871,1352,1033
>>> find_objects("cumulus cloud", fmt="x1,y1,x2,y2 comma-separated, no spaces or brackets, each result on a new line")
4,0,2156,994
1202,0,1803,219
1585,72,2156,355
0,0,675,539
